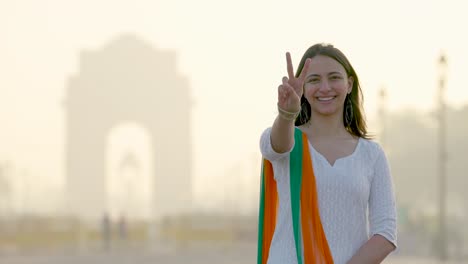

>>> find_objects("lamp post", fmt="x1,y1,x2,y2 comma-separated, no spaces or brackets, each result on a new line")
437,53,448,261
378,87,387,149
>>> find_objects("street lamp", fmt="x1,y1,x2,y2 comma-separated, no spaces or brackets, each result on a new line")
378,86,387,149
437,52,448,261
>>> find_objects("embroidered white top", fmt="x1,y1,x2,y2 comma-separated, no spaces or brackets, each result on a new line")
260,127,397,264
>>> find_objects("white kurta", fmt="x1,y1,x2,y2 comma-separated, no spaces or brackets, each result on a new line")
260,127,397,264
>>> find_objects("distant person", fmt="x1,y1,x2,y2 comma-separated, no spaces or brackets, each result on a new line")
257,43,397,264
118,214,128,242
101,212,111,251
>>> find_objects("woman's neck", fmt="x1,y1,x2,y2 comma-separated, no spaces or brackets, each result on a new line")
302,112,350,139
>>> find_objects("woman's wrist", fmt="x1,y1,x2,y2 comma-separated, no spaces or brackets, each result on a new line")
277,103,300,121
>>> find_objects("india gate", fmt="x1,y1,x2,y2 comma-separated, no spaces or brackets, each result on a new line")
63,34,192,222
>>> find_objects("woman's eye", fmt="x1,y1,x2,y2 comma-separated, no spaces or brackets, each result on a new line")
330,75,341,80
308,78,320,83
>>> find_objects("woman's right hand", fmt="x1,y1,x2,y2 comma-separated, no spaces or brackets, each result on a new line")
278,52,311,113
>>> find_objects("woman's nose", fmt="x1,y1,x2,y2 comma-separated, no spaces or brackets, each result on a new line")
319,80,331,91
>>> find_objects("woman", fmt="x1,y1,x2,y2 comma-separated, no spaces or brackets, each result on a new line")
258,43,397,264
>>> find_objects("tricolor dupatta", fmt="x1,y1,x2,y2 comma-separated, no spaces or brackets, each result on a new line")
257,128,334,264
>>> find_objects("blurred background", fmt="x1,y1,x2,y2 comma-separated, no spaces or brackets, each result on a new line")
0,0,467,263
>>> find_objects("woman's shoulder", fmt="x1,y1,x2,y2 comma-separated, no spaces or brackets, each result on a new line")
358,137,382,149
357,137,386,160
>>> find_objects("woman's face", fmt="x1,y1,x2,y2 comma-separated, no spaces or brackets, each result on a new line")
303,55,353,117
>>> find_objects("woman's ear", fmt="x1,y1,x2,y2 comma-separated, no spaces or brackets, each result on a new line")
347,76,354,93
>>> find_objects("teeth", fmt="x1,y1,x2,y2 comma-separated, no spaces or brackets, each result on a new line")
318,97,334,101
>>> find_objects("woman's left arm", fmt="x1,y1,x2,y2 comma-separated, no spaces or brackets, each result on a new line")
348,144,398,264
346,234,395,264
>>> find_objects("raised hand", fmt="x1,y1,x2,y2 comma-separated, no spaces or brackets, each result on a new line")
277,52,311,113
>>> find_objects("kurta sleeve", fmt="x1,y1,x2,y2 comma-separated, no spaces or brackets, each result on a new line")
369,145,398,248
259,127,294,162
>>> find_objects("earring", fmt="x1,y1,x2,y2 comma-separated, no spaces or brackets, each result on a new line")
345,94,353,127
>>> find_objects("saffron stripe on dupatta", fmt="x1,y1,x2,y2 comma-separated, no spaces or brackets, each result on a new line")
257,158,277,264
299,131,334,264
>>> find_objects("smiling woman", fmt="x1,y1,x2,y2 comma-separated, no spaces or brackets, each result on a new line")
294,44,368,140
257,43,397,264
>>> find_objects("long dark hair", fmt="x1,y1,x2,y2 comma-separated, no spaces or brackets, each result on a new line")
294,43,369,139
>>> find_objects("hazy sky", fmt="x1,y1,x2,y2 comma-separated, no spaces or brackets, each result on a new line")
1,0,467,213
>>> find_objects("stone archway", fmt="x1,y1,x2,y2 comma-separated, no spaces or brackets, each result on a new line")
64,34,192,222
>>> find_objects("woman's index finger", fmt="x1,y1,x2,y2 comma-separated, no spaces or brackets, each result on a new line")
286,52,295,79
299,58,312,81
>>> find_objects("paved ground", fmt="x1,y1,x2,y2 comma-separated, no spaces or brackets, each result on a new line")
1,241,466,264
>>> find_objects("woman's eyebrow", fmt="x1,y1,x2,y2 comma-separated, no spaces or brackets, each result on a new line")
328,71,343,75
306,71,343,78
